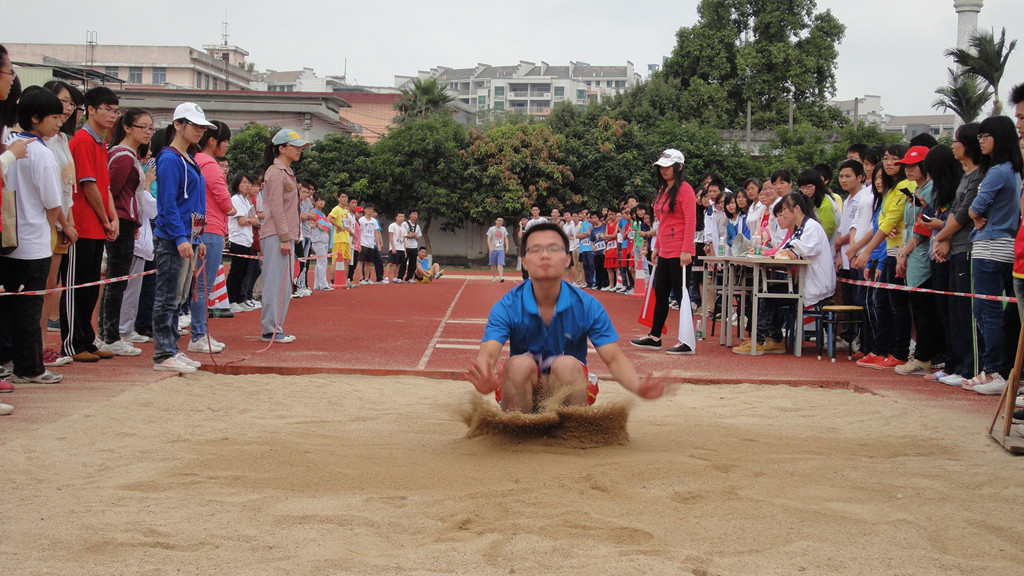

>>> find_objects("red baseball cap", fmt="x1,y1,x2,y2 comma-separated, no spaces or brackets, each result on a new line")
895,145,929,165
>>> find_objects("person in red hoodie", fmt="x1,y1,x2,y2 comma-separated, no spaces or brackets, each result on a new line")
630,149,696,354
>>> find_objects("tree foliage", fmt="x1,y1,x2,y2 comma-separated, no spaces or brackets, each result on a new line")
394,77,455,123
225,122,275,177
293,133,371,204
365,113,472,239
945,27,1017,116
661,0,846,130
465,122,573,223
932,68,992,124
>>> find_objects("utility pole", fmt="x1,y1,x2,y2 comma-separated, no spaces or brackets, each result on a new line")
85,30,97,89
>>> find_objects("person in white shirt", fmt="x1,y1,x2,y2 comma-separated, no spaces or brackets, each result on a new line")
1,87,65,384
486,217,509,282
833,160,871,303
357,204,383,285
562,211,580,284
400,210,423,282
387,212,407,283
733,193,835,355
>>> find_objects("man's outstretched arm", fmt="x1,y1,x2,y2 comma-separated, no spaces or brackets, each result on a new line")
467,340,504,395
596,342,668,399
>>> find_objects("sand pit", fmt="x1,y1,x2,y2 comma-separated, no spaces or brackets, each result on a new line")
3,373,1023,575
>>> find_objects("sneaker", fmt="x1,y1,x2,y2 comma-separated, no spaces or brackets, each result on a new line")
301,287,313,296
100,340,142,357
939,373,966,387
870,355,902,370
178,314,191,332
851,351,866,360
393,279,403,284
70,351,100,363
500,278,505,283
600,286,613,292
624,289,634,296
855,353,884,367
434,270,444,279
153,355,197,374
208,335,226,350
923,370,948,381
381,279,390,284
761,338,787,354
246,299,262,309
895,358,932,376
261,333,296,343
614,285,627,293
0,380,13,393
0,361,11,378
43,347,72,367
173,352,201,368
1012,409,1024,424
492,277,498,283
188,335,224,354
666,342,695,355
229,302,246,314
732,339,759,355
0,402,12,416
121,330,151,343
971,373,1007,395
1017,395,1024,409
46,319,60,332
962,372,994,391
10,370,63,384
630,336,662,350
359,280,369,286
291,291,304,299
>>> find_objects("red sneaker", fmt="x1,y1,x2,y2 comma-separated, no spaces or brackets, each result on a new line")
871,355,902,370
0,380,13,393
856,353,883,367
851,351,865,360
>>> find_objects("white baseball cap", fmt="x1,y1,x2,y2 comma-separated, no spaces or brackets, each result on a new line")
172,102,215,128
653,148,685,167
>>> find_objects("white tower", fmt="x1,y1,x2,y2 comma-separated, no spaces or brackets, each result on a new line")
954,0,984,53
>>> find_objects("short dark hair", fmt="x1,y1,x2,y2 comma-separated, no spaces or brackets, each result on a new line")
300,179,317,190
362,202,376,212
954,122,983,165
770,169,792,184
198,120,231,151
1010,82,1024,106
231,172,256,194
312,192,324,202
838,159,865,179
83,86,118,116
43,80,84,137
909,133,938,149
17,86,64,131
846,143,868,158
521,222,570,254
812,163,832,183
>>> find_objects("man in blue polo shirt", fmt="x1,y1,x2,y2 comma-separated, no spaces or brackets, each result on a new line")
468,222,668,412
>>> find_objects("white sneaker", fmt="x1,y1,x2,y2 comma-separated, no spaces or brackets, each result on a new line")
121,330,151,343
381,278,390,284
393,279,403,284
208,335,226,350
229,303,245,314
188,335,224,354
178,315,191,332
0,402,13,415
154,355,196,374
939,373,965,387
246,299,262,309
174,352,201,368
972,374,1007,395
359,280,369,285
100,339,142,356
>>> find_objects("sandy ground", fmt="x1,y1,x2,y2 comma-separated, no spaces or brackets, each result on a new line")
2,373,1023,575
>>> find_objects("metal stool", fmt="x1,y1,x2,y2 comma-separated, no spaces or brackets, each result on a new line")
818,305,864,362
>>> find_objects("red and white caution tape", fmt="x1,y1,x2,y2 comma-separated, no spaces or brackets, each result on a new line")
0,269,157,297
837,277,1017,303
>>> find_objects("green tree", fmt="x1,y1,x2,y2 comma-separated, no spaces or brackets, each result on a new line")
945,27,1017,116
661,0,846,130
293,133,371,204
465,122,573,223
225,122,275,177
365,113,472,245
932,68,992,124
394,77,455,123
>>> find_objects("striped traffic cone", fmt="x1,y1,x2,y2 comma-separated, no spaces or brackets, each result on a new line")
332,252,347,289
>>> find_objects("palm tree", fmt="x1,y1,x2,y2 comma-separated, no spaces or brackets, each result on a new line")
394,77,455,122
932,68,992,124
945,28,1017,116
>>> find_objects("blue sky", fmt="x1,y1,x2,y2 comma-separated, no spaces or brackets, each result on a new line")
4,0,1022,117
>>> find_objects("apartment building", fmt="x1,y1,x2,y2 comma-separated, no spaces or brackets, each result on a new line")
6,42,257,90
396,60,640,119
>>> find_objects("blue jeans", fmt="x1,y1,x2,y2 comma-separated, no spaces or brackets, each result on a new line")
153,237,196,363
580,250,595,286
971,257,1012,374
189,232,224,340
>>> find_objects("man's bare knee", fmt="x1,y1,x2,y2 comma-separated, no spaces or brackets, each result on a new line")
500,355,539,412
548,356,588,406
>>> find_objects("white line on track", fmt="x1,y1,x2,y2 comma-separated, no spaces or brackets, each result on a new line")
445,319,488,324
418,279,469,369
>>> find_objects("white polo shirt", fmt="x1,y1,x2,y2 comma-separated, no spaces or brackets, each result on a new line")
782,216,836,306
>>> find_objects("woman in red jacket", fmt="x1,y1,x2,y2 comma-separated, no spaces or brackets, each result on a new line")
631,149,696,354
